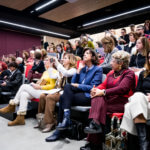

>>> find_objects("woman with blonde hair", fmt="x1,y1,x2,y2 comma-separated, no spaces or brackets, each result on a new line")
81,51,135,150
0,56,57,126
121,51,150,150
36,53,77,132
100,36,118,74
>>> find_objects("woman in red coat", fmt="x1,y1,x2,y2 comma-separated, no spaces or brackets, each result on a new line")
80,51,136,150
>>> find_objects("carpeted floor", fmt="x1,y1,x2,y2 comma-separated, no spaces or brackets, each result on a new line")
0,117,86,150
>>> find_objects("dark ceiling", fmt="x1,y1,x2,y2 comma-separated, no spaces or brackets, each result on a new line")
0,0,150,39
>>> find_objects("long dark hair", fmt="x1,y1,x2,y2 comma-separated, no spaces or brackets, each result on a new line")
83,48,99,65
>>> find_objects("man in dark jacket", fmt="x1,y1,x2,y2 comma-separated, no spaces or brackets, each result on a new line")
0,62,22,93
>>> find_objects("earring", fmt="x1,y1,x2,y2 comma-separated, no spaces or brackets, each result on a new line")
119,65,122,70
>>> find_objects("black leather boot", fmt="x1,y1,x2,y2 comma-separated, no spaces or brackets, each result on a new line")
80,142,102,150
56,110,71,130
84,120,102,134
135,123,149,150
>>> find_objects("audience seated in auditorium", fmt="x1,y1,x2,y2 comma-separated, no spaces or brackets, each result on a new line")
124,32,138,55
100,36,118,74
0,56,57,126
27,51,45,82
0,62,22,95
16,57,24,74
45,48,103,142
0,61,11,83
121,50,150,150
80,51,135,150
129,37,150,75
36,53,77,133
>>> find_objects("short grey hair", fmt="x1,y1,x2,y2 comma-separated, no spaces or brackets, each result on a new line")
16,57,23,63
112,51,130,69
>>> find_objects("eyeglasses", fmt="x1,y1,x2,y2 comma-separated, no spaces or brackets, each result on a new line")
148,56,150,59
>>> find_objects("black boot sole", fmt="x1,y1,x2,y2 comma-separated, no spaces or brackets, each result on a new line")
84,128,102,134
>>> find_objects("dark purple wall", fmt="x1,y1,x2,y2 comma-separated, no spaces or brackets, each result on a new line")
0,29,41,57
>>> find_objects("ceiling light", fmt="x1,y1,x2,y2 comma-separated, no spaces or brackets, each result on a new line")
30,10,34,13
35,0,57,11
83,5,150,27
0,20,70,38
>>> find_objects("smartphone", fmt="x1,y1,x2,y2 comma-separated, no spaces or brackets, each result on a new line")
50,58,54,63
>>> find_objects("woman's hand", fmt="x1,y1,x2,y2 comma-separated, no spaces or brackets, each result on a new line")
90,88,105,98
53,57,59,67
147,93,150,102
35,71,39,74
1,81,6,86
71,83,79,88
130,67,143,72
31,83,41,90
77,61,85,74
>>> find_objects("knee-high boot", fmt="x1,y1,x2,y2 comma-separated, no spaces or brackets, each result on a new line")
135,123,149,150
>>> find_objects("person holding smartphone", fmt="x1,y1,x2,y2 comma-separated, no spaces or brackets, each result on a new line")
36,53,77,133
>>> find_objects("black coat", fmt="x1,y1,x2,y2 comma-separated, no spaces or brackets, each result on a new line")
136,71,150,94
32,60,45,73
0,70,11,80
18,63,24,74
76,46,83,58
129,53,146,68
0,69,23,93
124,42,136,54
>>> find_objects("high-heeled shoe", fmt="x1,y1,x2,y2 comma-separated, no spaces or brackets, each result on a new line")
42,123,55,133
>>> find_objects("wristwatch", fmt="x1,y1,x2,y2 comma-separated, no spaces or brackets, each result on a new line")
103,90,106,96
